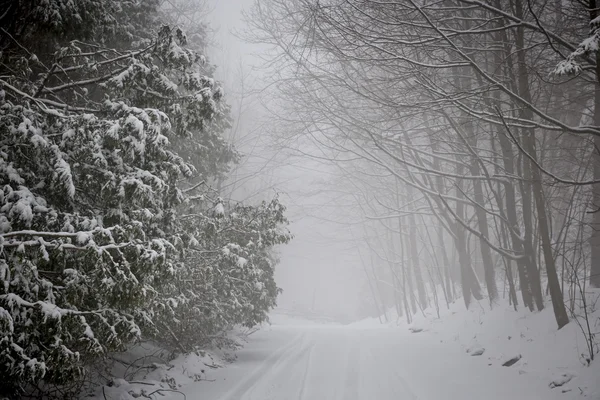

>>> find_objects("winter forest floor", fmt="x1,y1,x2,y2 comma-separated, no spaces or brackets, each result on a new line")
94,294,600,400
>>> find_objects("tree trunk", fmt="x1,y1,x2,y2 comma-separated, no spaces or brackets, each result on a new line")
497,128,536,310
489,0,543,311
408,212,428,309
398,220,413,323
469,154,499,305
430,138,455,303
370,252,389,323
589,0,600,288
448,21,499,304
514,0,568,328
454,163,484,307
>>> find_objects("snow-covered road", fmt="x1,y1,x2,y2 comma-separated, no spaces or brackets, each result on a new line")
184,320,568,400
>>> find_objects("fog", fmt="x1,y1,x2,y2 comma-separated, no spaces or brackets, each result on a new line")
2,0,599,398
208,0,366,321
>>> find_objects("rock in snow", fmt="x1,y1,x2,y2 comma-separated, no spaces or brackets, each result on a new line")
469,348,485,356
549,373,574,388
465,343,484,356
502,354,522,367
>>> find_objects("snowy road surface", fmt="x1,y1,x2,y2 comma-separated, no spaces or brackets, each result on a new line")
184,319,568,400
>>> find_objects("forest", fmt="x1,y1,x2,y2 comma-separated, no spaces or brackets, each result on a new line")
0,1,291,397
1,0,600,399
246,0,600,329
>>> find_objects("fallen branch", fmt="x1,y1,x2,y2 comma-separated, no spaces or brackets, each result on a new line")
144,388,187,400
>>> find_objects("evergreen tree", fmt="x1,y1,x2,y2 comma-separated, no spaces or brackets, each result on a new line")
0,1,290,397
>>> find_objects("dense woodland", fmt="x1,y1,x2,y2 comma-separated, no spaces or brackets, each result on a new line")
246,0,600,354
3,0,600,398
0,1,291,397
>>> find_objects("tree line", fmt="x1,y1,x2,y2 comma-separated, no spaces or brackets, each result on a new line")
247,0,600,352
0,1,291,398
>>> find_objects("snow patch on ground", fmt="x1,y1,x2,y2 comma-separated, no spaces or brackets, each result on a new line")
351,291,600,398
86,335,241,400
85,295,600,399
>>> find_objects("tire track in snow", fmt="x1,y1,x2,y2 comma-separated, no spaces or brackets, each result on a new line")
261,336,314,400
220,331,308,400
363,338,420,399
343,335,360,400
296,337,317,400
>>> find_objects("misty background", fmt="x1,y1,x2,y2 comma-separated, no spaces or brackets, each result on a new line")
3,0,600,398
208,0,366,321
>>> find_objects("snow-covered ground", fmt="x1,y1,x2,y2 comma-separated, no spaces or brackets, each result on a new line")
348,294,600,399
94,298,600,399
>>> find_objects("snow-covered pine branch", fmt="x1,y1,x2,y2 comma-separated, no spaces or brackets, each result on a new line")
553,15,600,75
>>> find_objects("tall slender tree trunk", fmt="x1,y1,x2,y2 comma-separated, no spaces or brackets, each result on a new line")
514,0,568,328
522,134,569,328
500,218,519,309
497,129,535,310
439,226,455,303
422,219,451,309
449,28,499,304
358,246,384,324
489,0,542,311
385,226,404,320
370,252,389,322
408,211,428,309
469,153,499,305
398,218,415,320
455,163,483,307
589,0,600,288
430,138,455,303
519,138,545,310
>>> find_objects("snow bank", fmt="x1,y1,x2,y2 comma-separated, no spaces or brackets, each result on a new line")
86,295,599,399
86,339,236,400
351,291,600,397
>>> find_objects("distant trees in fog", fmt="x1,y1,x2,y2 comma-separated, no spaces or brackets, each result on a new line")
247,0,600,334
